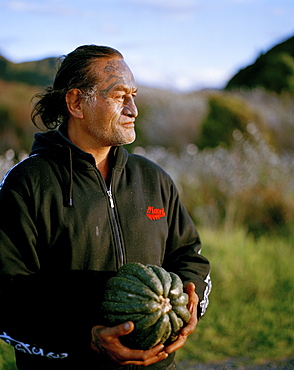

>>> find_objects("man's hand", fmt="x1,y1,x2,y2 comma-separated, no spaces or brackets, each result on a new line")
91,282,198,364
164,282,199,354
91,321,168,366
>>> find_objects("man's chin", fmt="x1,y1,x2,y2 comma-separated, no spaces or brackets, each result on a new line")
122,132,136,145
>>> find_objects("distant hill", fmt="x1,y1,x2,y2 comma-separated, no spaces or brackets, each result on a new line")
1,34,294,93
0,55,59,86
225,35,294,94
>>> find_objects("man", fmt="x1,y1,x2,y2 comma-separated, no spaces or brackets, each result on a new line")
0,45,211,369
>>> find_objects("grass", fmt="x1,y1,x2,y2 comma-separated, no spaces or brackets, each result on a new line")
1,228,293,369
0,340,16,370
175,227,294,366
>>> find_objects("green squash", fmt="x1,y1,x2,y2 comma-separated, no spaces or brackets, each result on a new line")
102,262,191,350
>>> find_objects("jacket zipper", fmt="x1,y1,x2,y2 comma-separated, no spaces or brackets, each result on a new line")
106,185,125,268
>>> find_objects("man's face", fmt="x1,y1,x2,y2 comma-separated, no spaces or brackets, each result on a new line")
81,57,138,147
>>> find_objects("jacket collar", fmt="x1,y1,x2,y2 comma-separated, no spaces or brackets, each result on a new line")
30,126,130,207
30,125,129,171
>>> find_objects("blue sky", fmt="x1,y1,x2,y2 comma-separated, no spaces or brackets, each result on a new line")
1,0,293,91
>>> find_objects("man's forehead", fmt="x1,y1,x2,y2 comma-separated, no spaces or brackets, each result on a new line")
92,57,133,77
91,57,136,91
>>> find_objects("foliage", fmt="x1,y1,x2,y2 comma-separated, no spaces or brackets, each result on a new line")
226,35,294,95
128,86,293,154
0,340,16,370
195,92,269,149
232,88,294,152
175,227,294,365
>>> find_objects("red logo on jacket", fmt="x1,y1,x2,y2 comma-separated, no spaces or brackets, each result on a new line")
146,206,166,220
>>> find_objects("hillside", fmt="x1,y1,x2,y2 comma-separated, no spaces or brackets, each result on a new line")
0,55,58,86
225,35,294,94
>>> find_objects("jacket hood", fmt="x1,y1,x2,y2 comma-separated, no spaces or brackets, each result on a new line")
31,128,94,163
29,126,129,207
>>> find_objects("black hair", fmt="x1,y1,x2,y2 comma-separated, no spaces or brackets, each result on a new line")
31,45,123,129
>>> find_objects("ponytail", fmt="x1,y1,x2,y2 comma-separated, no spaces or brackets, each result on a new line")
31,87,69,129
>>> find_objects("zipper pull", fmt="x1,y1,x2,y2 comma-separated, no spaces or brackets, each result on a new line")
107,189,115,208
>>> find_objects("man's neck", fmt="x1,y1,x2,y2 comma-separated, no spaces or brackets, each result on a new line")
66,121,112,181
94,148,111,181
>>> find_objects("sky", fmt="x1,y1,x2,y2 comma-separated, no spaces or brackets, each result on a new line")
1,0,294,91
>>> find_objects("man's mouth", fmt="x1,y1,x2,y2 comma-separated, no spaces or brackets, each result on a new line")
122,121,135,128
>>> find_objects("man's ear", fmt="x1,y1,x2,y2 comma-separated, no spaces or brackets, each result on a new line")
66,89,84,119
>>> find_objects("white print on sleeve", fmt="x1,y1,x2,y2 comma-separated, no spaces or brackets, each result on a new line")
0,332,68,359
200,272,212,316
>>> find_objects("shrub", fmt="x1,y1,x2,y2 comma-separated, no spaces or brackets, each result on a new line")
195,92,275,150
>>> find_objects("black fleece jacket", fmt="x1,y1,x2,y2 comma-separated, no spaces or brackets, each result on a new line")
0,129,211,366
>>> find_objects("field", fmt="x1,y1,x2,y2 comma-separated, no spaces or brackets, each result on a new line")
175,228,294,367
1,227,293,369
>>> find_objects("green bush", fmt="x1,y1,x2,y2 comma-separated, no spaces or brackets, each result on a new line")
195,93,275,150
196,94,250,149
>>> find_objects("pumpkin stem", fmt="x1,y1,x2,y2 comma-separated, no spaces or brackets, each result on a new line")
158,296,172,313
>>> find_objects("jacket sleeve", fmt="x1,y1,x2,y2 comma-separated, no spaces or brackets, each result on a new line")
0,172,102,359
162,182,212,319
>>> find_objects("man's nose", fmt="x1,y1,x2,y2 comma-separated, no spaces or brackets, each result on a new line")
123,98,138,118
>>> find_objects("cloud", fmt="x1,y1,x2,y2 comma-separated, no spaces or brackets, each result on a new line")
129,54,229,91
125,0,198,13
4,0,78,16
6,0,49,11
175,67,231,90
6,0,38,11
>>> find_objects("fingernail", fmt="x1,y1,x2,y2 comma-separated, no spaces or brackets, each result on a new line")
124,323,130,330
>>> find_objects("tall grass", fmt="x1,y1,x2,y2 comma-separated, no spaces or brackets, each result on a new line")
0,341,16,370
176,227,294,365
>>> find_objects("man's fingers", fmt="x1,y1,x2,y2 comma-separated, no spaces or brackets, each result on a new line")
164,334,187,354
185,282,198,308
184,282,198,330
91,322,168,366
107,321,135,337
95,321,134,341
111,344,167,366
118,351,168,366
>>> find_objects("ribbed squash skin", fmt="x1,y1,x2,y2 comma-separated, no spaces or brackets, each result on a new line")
102,262,191,350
